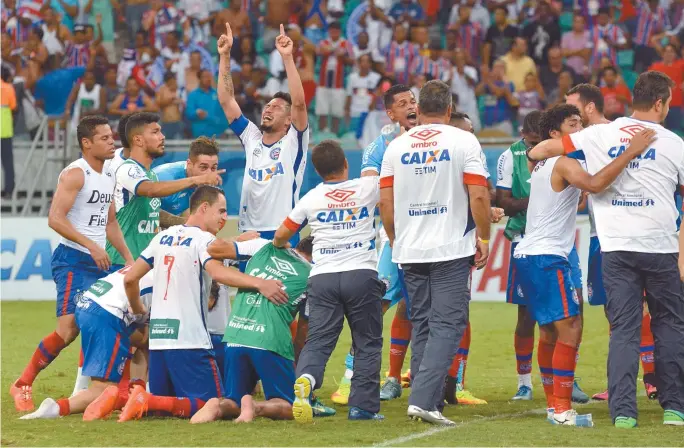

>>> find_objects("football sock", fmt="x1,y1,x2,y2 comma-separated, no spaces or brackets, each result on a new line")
640,313,655,375
148,396,206,418
538,339,555,408
18,332,66,386
552,341,578,414
388,313,411,379
515,334,534,385
115,358,133,410
56,398,71,416
290,321,298,341
71,349,90,397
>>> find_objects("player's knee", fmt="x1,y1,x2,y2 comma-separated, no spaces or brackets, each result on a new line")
56,316,80,343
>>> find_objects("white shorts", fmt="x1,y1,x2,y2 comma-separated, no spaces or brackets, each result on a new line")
315,87,346,118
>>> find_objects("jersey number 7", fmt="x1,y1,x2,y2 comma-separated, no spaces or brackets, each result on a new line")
163,255,175,300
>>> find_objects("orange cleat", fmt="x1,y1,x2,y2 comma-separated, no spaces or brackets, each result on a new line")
10,381,34,412
118,385,149,422
400,370,411,388
83,385,119,421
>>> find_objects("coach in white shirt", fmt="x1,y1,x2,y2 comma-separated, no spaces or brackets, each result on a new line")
379,80,491,426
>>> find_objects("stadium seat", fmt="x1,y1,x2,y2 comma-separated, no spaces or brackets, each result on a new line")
622,69,638,90
559,12,574,33
617,50,635,70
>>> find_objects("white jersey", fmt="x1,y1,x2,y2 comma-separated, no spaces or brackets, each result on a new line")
103,148,127,206
207,259,232,336
228,115,309,232
285,177,379,277
140,225,215,350
58,158,116,254
515,157,581,258
588,196,597,238
564,116,684,253
83,268,154,326
380,124,489,264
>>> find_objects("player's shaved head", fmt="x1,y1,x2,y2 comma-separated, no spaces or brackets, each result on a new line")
296,236,314,257
450,111,473,133
540,104,582,139
189,185,226,213
312,140,347,179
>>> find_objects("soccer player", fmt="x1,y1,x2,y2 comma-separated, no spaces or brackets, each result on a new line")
274,140,386,422
516,104,655,426
529,71,684,428
380,80,491,426
218,22,308,242
190,236,314,424
10,116,133,412
116,186,289,421
106,112,224,271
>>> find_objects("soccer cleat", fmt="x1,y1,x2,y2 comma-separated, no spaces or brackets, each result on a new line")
456,385,487,405
118,385,149,422
400,370,411,388
546,408,555,423
348,406,384,420
643,377,658,400
571,379,590,404
552,409,594,427
83,385,119,421
311,396,336,417
663,410,684,426
407,405,455,426
292,376,314,424
511,385,533,401
19,398,60,420
331,377,350,405
10,382,34,412
614,416,638,428
591,390,608,401
380,377,402,401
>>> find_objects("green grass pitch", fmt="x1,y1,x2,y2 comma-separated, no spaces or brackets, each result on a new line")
2,301,681,446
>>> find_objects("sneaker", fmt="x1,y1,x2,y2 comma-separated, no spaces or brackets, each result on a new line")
407,405,456,426
348,406,384,420
83,385,119,421
331,377,350,405
614,416,638,428
552,409,594,427
19,398,60,420
443,376,457,405
292,376,314,424
591,390,608,401
546,407,555,423
380,377,402,401
512,385,533,401
10,381,34,412
311,396,336,417
400,370,411,388
118,385,149,422
663,410,684,426
572,379,590,404
456,384,487,405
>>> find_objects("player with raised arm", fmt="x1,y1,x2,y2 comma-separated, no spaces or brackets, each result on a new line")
514,104,655,427
218,22,309,243
10,116,133,412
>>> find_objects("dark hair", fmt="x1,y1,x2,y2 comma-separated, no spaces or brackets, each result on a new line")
189,185,226,213
163,71,175,82
1,66,11,83
451,111,470,121
117,113,136,148
418,80,452,116
168,30,182,41
126,76,138,84
539,104,581,139
77,115,110,150
601,65,618,77
494,4,508,14
273,91,292,105
311,140,346,179
189,136,220,159
522,110,543,135
566,83,604,114
329,21,341,30
383,84,412,109
296,235,314,257
31,26,44,40
598,6,610,15
632,71,674,111
125,112,160,145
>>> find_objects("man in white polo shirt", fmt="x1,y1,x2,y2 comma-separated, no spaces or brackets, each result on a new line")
379,80,491,426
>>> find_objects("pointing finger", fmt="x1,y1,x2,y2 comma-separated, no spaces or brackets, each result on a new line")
217,169,226,174
225,22,232,35
280,23,285,35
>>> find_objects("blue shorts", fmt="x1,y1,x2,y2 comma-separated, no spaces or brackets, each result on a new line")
52,244,108,317
515,254,581,326
149,349,224,401
506,242,526,305
238,230,300,272
568,246,583,290
75,299,132,383
377,241,408,309
587,236,606,306
211,334,226,380
223,346,295,405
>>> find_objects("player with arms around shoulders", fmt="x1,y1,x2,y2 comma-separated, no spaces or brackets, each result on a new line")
10,116,133,412
218,22,309,241
116,186,289,421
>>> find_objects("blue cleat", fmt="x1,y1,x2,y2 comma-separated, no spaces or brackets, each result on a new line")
546,408,555,423
380,377,402,401
311,396,336,417
552,409,594,427
512,385,533,401
348,407,384,421
572,379,590,404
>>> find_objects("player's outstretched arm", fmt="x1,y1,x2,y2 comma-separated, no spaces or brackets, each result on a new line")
276,24,308,131
204,259,289,304
216,22,243,123
136,170,225,198
48,167,112,271
106,202,134,265
273,223,296,248
159,210,186,229
527,138,566,161
123,258,151,316
207,236,267,260
556,128,656,193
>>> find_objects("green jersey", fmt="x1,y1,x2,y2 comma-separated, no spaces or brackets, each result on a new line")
502,140,531,241
223,241,310,361
106,158,160,264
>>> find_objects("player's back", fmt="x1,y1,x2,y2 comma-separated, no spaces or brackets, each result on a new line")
515,156,580,258
83,268,154,326
153,161,192,215
142,225,215,350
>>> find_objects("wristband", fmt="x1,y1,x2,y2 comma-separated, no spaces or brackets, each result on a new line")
478,237,489,244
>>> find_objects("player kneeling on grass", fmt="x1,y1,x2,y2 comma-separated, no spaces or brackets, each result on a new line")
20,268,154,421
191,236,314,424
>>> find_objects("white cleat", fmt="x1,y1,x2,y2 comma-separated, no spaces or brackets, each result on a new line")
407,405,456,426
552,409,594,427
19,398,60,420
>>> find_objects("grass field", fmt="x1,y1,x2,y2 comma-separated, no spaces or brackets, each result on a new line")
2,301,681,447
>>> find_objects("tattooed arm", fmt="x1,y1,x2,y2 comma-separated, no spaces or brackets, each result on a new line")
217,22,243,122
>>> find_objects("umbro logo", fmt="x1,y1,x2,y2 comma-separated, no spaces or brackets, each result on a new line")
150,198,161,210
270,256,297,276
409,128,441,142
325,189,355,203
619,124,647,137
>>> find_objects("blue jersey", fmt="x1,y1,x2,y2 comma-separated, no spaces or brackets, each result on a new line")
153,161,193,215
361,133,392,175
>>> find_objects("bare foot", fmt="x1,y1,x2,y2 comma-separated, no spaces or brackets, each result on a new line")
234,395,255,423
190,398,221,424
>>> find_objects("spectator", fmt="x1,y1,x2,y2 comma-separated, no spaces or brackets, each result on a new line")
301,0,328,45
410,23,430,57
365,0,394,52
125,0,149,40
315,21,354,134
489,0,523,25
589,7,627,70
411,40,452,82
410,73,425,100
450,48,480,131
185,68,228,138
388,0,425,26
345,54,382,139
40,7,69,61
286,25,317,107
1,66,16,198
501,37,537,92
352,30,385,72
160,30,183,75
233,36,267,71
385,22,418,86
64,69,105,133
156,71,183,139
234,58,260,123
86,0,118,62
16,0,44,28
109,76,158,116
547,69,574,105
4,0,34,46
515,72,545,123
21,26,48,83
561,14,592,82
213,0,251,40
539,46,576,97
483,5,519,68
449,0,491,33
600,66,632,120
476,59,517,135
178,0,220,47
51,0,79,32
648,43,684,133
449,4,484,66
521,0,561,66
64,23,98,68
262,0,292,52
181,50,204,94
573,0,611,27
142,0,181,51
667,0,684,42
102,64,119,123
633,0,671,72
